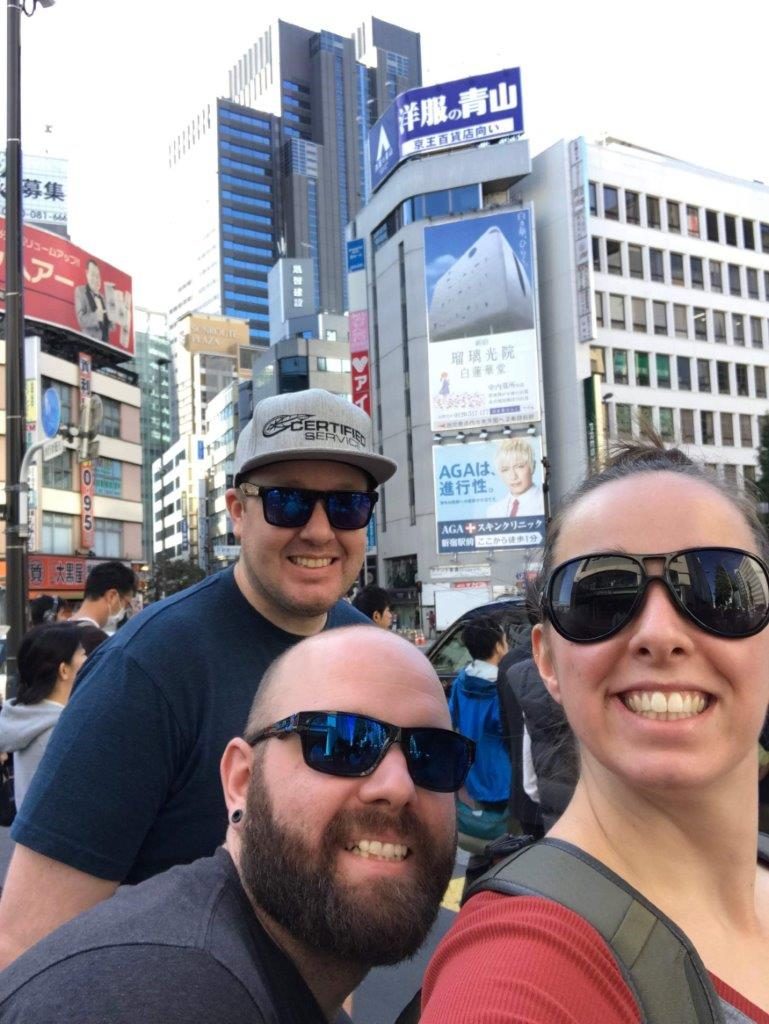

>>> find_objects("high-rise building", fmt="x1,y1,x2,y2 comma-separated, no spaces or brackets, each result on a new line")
167,16,421,347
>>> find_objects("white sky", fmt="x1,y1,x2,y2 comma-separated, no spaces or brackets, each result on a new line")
2,0,768,311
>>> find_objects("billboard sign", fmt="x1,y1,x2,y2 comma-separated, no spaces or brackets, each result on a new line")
184,312,249,354
349,309,371,415
0,152,68,231
346,239,365,273
0,217,134,356
369,68,523,191
569,138,595,343
424,209,540,431
433,437,546,553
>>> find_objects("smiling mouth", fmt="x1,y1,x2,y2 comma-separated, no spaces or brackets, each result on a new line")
620,690,712,721
288,556,334,569
345,839,410,862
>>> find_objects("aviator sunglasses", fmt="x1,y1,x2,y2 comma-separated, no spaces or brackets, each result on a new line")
541,546,769,643
239,482,377,530
248,711,475,793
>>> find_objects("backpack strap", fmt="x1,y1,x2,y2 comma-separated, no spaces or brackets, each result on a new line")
464,838,724,1024
758,832,769,865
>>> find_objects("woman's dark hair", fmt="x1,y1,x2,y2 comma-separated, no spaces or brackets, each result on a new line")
530,435,769,621
462,615,506,661
76,625,109,656
16,623,84,706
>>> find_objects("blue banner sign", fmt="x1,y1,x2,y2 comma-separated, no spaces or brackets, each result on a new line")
346,239,365,274
369,67,524,191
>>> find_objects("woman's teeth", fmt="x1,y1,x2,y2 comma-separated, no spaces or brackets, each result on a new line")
621,690,709,720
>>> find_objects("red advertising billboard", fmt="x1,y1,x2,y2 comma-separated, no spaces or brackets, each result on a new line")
0,216,134,356
349,309,371,415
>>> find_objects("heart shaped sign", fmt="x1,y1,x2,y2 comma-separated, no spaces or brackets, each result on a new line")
352,356,369,372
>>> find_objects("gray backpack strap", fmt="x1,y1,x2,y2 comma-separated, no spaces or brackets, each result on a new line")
464,838,724,1024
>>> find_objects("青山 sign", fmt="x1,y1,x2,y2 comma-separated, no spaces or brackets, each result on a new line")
369,67,524,191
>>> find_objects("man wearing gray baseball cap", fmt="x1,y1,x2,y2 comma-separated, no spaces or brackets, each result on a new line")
0,389,397,970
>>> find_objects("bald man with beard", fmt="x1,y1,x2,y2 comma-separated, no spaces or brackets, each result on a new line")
0,627,468,1024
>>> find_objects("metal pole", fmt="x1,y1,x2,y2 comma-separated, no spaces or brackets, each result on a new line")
5,0,28,698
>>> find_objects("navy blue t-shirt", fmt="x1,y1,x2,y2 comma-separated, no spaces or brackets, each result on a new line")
12,569,366,883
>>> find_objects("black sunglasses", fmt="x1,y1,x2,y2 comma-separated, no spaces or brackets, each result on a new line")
248,711,475,793
239,483,377,531
542,546,769,643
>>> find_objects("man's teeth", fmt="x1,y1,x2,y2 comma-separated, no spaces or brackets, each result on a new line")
622,690,708,720
347,839,408,861
290,557,332,568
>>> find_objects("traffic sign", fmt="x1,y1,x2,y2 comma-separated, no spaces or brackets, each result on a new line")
41,387,61,438
42,436,66,461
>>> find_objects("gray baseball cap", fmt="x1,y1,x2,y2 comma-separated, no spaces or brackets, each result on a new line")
233,389,397,486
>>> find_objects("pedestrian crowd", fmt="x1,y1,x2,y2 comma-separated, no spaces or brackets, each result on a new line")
0,387,767,1024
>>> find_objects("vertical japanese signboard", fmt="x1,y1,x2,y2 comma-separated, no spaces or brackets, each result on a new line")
433,437,546,553
569,137,595,343
424,209,540,432
79,353,95,552
346,239,371,415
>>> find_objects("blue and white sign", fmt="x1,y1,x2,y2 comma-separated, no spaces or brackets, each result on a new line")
433,437,545,554
41,387,61,438
346,239,365,274
369,67,524,191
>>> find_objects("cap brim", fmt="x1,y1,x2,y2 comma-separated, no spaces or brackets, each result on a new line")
236,449,397,486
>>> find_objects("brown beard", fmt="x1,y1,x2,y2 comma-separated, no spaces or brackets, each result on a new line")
239,760,457,967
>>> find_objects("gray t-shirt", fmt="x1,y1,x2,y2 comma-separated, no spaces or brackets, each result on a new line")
0,849,328,1024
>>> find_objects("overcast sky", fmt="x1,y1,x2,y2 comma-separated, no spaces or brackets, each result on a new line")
2,0,767,310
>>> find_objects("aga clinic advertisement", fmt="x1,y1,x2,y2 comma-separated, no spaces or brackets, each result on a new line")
433,436,546,553
424,209,540,432
0,217,134,356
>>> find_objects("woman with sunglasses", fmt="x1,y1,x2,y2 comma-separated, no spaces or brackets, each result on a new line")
420,440,769,1023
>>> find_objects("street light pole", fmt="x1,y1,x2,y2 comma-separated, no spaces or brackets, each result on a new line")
5,0,28,698
4,0,55,698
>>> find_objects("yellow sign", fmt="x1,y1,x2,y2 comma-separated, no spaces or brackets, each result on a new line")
184,313,249,355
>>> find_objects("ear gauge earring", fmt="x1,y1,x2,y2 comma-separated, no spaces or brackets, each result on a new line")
230,809,243,825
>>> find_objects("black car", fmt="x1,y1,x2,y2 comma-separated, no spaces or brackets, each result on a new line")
426,596,532,690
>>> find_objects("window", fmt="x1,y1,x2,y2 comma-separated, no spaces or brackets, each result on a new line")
673,304,687,338
670,252,685,285
42,512,74,554
765,271,769,300
716,361,730,394
616,403,632,437
732,313,745,346
713,311,726,344
603,185,619,220
697,358,711,392
628,244,643,279
646,195,660,229
693,308,707,341
638,406,654,432
653,301,668,335
632,297,647,332
41,378,73,426
724,214,737,246
667,200,681,233
762,223,769,254
745,465,757,484
588,181,597,215
689,256,704,289
681,409,695,443
751,316,764,349
686,205,700,237
706,209,720,242
700,411,715,445
592,235,601,271
721,413,734,446
677,356,692,391
747,268,759,299
625,191,640,224
613,349,629,385
659,407,674,439
755,365,767,398
590,346,606,381
736,364,749,397
740,415,753,447
609,294,625,329
649,248,664,282
709,260,722,292
635,351,650,387
656,353,671,389
723,464,738,485
42,451,72,490
101,397,121,438
728,264,741,296
95,458,122,498
606,239,622,275
743,219,755,250
94,518,122,558
595,291,604,327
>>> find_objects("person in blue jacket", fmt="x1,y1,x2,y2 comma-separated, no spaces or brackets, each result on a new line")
448,616,512,839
